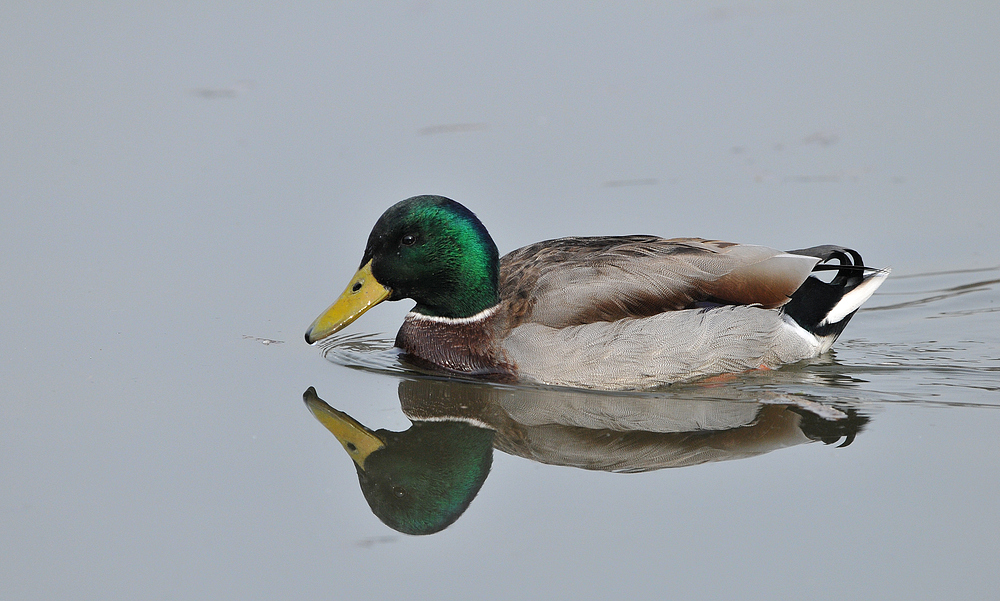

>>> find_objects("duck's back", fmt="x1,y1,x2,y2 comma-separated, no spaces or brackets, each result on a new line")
498,236,821,329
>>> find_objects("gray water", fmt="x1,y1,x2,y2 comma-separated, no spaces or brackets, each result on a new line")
3,4,999,600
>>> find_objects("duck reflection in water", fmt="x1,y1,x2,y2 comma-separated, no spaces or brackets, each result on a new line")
303,380,868,535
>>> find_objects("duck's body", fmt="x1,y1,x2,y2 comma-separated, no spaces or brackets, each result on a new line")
307,196,888,390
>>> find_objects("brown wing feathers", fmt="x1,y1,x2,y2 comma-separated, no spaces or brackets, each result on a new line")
498,237,819,328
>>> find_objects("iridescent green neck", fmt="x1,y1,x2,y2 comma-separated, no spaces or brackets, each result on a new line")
409,203,498,318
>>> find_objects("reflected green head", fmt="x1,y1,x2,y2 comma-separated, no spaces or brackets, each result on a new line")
358,421,494,535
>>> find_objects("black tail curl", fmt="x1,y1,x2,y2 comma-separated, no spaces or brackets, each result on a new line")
782,245,877,339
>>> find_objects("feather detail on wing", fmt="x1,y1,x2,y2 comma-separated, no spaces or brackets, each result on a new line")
499,236,820,328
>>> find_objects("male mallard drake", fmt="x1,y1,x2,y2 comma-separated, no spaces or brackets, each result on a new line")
306,195,888,390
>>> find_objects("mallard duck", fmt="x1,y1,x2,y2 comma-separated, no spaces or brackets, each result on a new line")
306,195,888,389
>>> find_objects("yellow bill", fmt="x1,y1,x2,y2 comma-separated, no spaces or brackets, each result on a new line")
303,387,386,470
305,260,391,344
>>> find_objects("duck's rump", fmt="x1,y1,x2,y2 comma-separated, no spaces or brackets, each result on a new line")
499,236,820,329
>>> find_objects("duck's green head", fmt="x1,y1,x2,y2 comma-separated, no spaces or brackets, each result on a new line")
306,195,500,344
304,387,494,535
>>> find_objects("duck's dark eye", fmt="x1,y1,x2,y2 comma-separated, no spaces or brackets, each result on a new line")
401,234,416,246
392,486,406,498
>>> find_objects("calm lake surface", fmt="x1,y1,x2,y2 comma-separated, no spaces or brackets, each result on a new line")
3,4,998,600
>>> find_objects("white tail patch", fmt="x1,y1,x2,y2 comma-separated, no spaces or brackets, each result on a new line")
819,268,890,326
